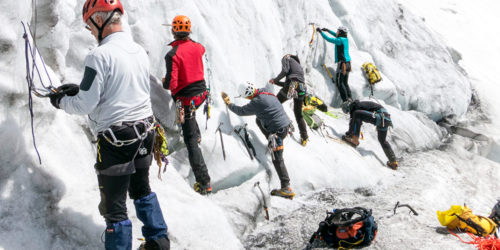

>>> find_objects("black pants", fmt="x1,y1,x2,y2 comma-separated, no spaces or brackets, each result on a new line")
277,90,308,140
256,119,291,188
349,110,396,162
335,61,352,102
96,123,154,223
182,104,210,186
98,167,152,223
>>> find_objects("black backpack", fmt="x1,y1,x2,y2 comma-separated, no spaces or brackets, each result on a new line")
307,207,377,249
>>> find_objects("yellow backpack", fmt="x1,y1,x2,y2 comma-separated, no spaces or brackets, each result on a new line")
437,205,498,237
362,62,382,85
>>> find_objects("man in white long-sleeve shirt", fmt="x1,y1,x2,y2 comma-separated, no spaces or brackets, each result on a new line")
48,1,169,249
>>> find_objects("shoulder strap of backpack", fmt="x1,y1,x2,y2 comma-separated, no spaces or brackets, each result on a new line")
454,213,487,235
257,91,276,97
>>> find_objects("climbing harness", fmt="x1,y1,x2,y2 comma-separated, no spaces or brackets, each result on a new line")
99,118,155,147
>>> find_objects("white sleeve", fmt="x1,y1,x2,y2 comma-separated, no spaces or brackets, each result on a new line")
60,54,104,115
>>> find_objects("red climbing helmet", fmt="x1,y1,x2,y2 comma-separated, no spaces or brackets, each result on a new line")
82,0,124,23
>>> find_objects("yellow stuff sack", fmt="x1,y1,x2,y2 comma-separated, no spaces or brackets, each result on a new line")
362,62,382,85
437,205,498,236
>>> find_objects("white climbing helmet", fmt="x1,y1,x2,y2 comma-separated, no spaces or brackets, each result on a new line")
238,82,257,99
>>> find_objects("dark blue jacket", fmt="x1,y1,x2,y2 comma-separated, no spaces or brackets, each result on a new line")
228,89,290,133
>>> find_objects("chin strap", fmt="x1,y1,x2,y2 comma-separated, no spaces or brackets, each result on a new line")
89,9,120,42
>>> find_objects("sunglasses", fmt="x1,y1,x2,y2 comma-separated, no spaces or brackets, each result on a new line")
85,24,91,31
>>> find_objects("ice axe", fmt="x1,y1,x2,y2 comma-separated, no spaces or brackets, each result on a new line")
234,124,254,160
254,181,269,220
215,122,226,160
308,22,319,46
393,201,419,216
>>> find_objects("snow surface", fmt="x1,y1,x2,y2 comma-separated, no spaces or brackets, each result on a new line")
0,0,498,249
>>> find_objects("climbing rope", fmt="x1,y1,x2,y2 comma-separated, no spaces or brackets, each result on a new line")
21,7,57,164
448,229,500,250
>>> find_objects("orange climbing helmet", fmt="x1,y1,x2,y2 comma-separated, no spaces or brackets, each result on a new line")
172,15,191,33
82,0,124,23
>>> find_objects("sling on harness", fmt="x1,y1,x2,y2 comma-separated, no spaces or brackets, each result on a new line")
153,124,169,180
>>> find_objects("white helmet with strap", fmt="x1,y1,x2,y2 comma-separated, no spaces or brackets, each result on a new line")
238,82,257,99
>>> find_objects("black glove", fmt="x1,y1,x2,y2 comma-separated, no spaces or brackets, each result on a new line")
321,28,329,32
48,91,64,109
316,27,322,32
58,83,79,96
48,84,80,109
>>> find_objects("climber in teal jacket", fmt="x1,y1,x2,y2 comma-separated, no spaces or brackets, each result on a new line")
317,26,352,102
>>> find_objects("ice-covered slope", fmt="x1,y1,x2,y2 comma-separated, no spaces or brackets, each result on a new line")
0,0,498,249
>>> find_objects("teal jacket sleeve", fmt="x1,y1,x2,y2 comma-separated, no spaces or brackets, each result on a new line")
327,29,337,37
320,31,342,45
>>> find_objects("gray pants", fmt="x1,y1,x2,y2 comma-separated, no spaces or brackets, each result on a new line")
256,118,291,188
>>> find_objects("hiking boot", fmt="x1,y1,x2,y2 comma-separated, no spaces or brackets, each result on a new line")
342,135,359,147
144,236,170,250
387,161,398,170
270,186,295,199
300,137,308,146
194,182,212,195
